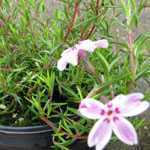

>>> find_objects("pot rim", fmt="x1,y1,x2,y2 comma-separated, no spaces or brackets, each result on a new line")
0,125,51,134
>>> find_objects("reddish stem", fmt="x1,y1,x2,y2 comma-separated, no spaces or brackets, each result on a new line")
96,0,100,15
64,0,79,41
83,24,96,39
128,31,136,82
40,117,56,130
66,0,70,17
80,0,101,39
127,30,137,91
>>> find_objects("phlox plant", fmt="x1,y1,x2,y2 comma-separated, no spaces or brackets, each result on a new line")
0,0,149,150
56,0,150,149
57,39,149,149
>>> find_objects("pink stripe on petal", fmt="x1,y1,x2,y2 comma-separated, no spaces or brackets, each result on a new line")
88,118,112,149
122,101,149,117
112,93,143,106
126,93,144,102
79,98,105,119
119,93,149,117
111,117,138,145
111,93,148,117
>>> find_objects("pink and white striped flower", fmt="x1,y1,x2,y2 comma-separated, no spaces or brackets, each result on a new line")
57,39,108,71
79,93,149,150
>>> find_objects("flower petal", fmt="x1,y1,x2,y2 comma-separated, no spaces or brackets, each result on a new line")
79,98,105,119
77,40,97,52
57,57,67,71
112,93,143,106
66,50,79,66
95,39,109,48
59,48,79,68
88,118,112,150
122,101,149,117
61,48,72,56
111,93,149,117
111,117,138,145
111,94,128,109
128,93,144,99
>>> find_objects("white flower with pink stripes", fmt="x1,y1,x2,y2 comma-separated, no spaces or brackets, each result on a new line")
57,39,108,71
79,93,149,150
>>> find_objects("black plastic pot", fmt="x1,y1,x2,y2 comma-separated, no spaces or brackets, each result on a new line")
0,125,51,150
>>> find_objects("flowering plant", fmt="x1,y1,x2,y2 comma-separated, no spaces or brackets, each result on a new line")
0,0,149,149
57,39,108,71
56,1,150,148
57,37,149,149
79,93,149,150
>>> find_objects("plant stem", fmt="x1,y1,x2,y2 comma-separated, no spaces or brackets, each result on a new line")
80,0,102,39
127,30,137,89
64,0,79,41
83,59,102,83
0,0,2,7
86,73,130,98
40,117,56,130
109,84,114,98
86,86,103,98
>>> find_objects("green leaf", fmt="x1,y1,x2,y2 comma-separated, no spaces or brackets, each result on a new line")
138,0,146,15
96,51,109,76
134,32,150,55
120,0,130,17
109,57,120,72
76,86,83,99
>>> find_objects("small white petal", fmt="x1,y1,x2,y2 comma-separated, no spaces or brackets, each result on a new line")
111,117,138,145
122,101,149,117
95,39,109,48
88,118,112,149
57,58,67,71
57,48,79,71
111,94,128,109
67,53,78,66
63,49,79,66
61,48,73,56
79,98,105,119
77,40,97,52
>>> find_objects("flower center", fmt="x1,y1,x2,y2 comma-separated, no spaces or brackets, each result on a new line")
107,110,113,116
78,49,87,61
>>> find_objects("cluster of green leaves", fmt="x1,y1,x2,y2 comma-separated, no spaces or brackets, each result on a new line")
0,0,65,126
0,0,149,149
